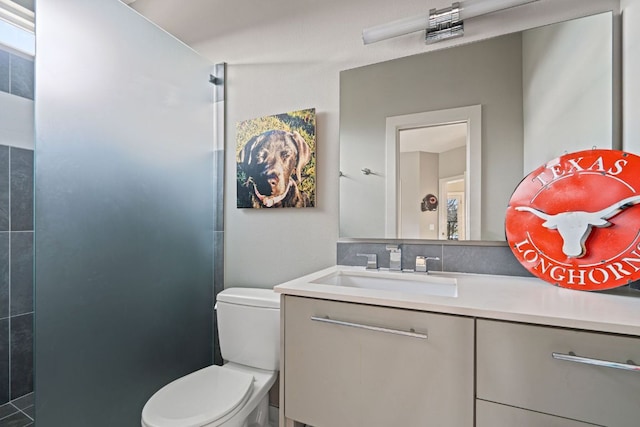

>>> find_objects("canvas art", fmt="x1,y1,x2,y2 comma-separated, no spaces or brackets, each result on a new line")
236,108,316,208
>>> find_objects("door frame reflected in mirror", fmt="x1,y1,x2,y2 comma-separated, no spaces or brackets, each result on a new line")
385,105,481,239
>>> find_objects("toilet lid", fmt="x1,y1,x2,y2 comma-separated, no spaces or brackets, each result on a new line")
142,365,254,427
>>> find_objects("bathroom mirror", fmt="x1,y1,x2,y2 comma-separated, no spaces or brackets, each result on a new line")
339,11,614,241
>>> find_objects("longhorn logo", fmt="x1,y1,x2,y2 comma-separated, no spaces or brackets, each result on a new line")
505,149,640,291
516,195,640,258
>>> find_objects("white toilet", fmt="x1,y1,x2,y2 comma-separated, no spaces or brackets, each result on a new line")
141,288,280,427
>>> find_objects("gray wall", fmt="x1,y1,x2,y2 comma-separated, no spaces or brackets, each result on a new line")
399,151,439,239
11,0,33,12
440,146,466,179
340,34,524,241
523,12,614,172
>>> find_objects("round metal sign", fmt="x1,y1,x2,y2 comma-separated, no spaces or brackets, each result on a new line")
505,149,640,291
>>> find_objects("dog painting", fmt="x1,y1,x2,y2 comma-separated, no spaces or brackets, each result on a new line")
236,109,316,208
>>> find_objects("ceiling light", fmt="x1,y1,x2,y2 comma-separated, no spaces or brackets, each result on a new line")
362,0,539,45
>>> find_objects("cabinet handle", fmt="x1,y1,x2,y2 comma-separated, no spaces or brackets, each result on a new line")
311,316,428,339
552,352,640,372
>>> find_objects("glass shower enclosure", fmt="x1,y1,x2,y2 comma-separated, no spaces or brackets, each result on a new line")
35,0,220,425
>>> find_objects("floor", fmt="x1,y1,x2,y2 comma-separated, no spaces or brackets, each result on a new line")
0,393,34,427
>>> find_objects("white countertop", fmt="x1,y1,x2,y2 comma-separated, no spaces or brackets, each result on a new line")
274,265,640,337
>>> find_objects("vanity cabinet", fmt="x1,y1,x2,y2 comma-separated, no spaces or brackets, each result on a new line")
477,320,640,427
282,295,474,427
476,400,600,427
277,266,640,427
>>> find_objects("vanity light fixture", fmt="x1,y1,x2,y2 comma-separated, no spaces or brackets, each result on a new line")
362,0,539,45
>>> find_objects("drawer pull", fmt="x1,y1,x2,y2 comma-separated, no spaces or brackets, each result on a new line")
552,352,640,372
310,316,428,339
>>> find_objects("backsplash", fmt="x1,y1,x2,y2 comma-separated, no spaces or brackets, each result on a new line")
338,241,640,293
337,241,532,277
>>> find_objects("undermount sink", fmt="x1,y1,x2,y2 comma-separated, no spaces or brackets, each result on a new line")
311,269,458,298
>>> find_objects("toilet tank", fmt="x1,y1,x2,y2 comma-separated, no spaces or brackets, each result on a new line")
216,287,280,371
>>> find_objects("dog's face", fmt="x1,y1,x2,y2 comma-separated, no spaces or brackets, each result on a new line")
239,130,311,204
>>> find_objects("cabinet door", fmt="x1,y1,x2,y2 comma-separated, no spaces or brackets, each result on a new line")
477,400,602,427
283,296,474,427
477,320,640,427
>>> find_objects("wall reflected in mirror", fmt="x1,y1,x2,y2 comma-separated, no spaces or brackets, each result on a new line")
340,11,613,241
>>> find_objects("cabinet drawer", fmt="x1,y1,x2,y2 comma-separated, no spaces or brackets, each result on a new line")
284,296,474,427
476,400,601,426
477,320,640,427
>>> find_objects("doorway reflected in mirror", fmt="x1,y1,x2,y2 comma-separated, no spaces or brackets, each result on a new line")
441,176,466,240
397,122,468,240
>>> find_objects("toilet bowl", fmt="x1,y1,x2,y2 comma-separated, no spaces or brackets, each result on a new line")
141,288,280,427
141,363,277,427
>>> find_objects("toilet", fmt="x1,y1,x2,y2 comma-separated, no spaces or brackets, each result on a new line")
141,288,280,427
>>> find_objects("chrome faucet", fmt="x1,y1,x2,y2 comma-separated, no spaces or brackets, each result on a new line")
387,245,402,271
415,256,440,273
357,253,378,270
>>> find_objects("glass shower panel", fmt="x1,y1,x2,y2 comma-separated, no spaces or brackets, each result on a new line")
35,1,214,425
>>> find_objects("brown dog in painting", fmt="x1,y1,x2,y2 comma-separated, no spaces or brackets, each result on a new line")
238,130,312,208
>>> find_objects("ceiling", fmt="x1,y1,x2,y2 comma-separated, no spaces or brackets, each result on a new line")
130,0,374,46
399,122,467,153
127,0,438,65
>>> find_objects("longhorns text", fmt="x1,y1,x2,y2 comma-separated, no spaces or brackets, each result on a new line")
513,237,640,287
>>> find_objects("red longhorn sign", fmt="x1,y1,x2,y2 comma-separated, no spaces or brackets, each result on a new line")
505,149,640,291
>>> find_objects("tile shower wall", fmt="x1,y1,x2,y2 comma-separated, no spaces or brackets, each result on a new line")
0,145,33,404
0,49,34,101
0,44,34,406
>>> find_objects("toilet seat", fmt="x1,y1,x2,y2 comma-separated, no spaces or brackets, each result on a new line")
141,365,254,427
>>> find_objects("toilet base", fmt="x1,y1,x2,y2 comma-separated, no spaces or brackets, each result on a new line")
230,394,269,427
204,364,277,427
203,394,271,427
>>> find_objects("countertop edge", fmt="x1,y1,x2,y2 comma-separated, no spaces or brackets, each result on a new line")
274,266,640,337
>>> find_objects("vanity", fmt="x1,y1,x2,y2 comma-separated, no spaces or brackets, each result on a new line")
275,266,640,427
